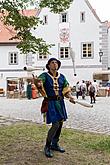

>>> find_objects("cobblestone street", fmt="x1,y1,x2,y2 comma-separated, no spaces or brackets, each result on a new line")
0,96,110,135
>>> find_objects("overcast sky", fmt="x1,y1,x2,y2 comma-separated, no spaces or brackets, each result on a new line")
0,0,109,21
89,0,110,21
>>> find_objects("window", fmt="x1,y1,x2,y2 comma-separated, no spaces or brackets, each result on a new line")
60,13,68,23
80,12,85,22
38,53,48,60
9,52,18,65
81,42,93,58
26,53,33,65
43,15,48,25
59,47,70,59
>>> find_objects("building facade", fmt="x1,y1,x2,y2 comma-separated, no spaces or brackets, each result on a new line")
0,0,110,94
33,0,109,85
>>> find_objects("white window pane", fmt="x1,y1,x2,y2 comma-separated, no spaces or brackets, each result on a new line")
9,52,18,65
60,47,69,59
61,13,67,23
82,42,93,58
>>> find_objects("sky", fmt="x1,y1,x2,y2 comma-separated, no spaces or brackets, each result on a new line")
0,0,109,21
89,0,110,21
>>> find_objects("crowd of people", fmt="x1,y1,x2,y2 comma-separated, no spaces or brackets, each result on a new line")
75,79,99,104
7,78,39,99
26,79,39,99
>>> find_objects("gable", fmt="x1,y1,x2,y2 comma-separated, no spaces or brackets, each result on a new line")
84,0,102,23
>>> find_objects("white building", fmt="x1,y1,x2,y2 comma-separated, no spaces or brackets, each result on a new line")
0,0,110,94
33,0,109,85
0,10,40,95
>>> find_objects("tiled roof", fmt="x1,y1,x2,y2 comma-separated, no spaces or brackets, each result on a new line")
19,9,40,16
107,22,110,28
85,0,102,23
0,21,17,43
0,9,40,43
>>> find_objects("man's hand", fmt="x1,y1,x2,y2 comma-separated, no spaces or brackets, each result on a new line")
65,92,75,104
69,97,76,104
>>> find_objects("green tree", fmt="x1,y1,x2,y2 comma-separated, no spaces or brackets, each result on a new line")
0,0,72,54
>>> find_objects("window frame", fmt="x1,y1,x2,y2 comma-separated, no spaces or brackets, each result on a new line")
43,15,48,25
38,53,48,60
59,45,70,59
8,52,18,65
80,12,85,23
81,42,94,59
60,12,68,23
26,53,34,66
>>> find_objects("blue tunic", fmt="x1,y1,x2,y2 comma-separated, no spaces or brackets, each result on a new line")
38,72,71,124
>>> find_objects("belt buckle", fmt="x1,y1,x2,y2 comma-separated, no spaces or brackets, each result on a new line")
56,95,61,100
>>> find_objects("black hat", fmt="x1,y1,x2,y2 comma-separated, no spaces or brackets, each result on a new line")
46,58,61,70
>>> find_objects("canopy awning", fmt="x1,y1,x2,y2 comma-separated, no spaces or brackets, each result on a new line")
7,76,33,82
93,70,110,80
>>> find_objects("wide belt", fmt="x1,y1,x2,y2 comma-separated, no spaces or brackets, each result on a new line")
44,95,64,101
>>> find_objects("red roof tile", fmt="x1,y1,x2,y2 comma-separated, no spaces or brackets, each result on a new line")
107,22,110,28
0,9,40,43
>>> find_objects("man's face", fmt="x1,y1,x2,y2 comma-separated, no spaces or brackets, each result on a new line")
48,60,58,71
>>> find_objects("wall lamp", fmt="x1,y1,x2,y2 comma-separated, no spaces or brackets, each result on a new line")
99,49,103,62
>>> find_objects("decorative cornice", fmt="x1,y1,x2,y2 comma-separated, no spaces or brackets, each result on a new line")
0,69,24,72
61,65,102,69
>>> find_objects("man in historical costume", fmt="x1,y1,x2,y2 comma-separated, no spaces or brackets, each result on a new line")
26,80,32,99
35,58,75,158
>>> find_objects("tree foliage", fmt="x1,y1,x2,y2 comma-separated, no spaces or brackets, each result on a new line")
0,0,72,54
39,0,72,13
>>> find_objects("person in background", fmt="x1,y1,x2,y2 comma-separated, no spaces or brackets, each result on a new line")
23,81,27,98
31,74,39,99
19,79,24,98
26,80,32,99
31,81,39,99
35,58,75,158
80,80,87,100
75,81,80,99
88,82,95,104
85,81,90,96
92,79,99,99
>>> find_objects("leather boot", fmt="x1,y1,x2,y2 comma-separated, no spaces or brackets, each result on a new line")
44,145,53,158
51,144,65,153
